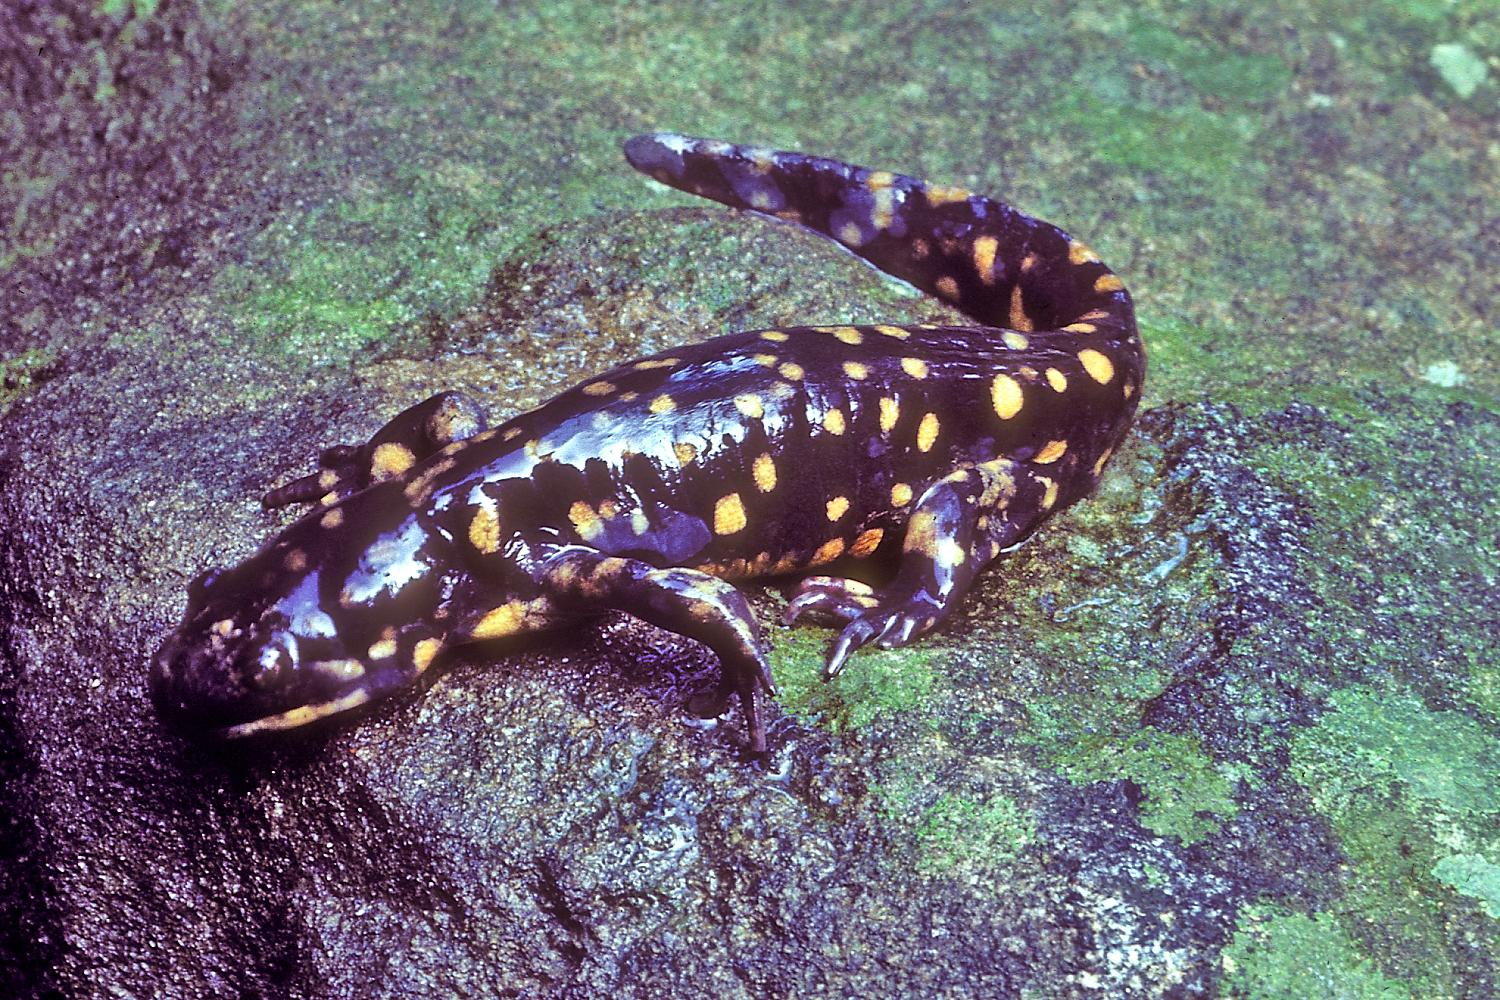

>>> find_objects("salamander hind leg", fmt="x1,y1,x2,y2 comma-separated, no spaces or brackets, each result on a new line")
784,460,1059,678
534,545,777,753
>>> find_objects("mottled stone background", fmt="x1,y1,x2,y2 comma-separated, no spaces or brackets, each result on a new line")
2,1,1497,997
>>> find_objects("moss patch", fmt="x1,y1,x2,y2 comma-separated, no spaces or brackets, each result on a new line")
1221,907,1412,1000
1055,726,1248,844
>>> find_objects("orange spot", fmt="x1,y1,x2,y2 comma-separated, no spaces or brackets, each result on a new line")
1034,440,1068,464
1069,240,1101,265
916,412,940,452
1078,348,1115,384
973,235,999,283
1008,285,1033,332
923,183,970,206
812,538,845,564
851,528,884,556
752,453,777,493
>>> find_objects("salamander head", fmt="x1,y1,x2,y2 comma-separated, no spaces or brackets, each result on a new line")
149,549,384,738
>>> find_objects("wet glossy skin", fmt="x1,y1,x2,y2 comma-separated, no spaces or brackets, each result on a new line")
150,133,1144,753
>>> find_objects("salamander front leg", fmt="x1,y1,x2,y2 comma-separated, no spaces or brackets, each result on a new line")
537,546,777,753
784,459,1058,678
263,392,487,508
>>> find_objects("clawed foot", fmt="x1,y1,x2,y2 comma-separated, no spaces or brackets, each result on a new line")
781,576,941,678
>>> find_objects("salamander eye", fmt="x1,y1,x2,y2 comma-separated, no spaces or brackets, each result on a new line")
249,633,298,692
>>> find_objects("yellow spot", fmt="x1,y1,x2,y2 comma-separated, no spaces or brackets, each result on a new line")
468,505,500,554
472,602,528,640
1008,285,1033,332
865,170,895,190
320,509,344,530
1064,322,1098,334
924,184,970,206
1069,240,1101,264
973,234,998,283
837,221,865,246
413,637,445,674
826,495,850,521
1094,273,1126,293
823,409,847,435
582,381,615,396
1040,477,1059,510
879,396,900,434
900,357,929,379
1034,439,1068,464
871,183,898,230
1124,380,1135,400
283,548,307,572
851,528,884,556
752,353,778,367
833,326,863,345
734,394,764,419
1079,309,1111,321
891,482,913,507
874,325,911,340
1045,368,1068,393
752,453,777,493
371,442,417,482
634,357,681,370
843,361,870,380
649,394,676,414
760,330,789,342
1002,331,1029,351
812,538,845,564
630,508,651,534
502,426,524,441
673,441,698,466
1078,348,1116,384
916,412,940,452
367,629,397,661
714,493,747,535
903,509,940,555
569,501,603,542
1020,253,1039,272
1092,447,1115,476
774,362,802,381
991,374,1024,419
936,276,959,301
312,657,366,682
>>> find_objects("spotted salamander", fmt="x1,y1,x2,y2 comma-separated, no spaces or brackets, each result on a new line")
150,133,1143,753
